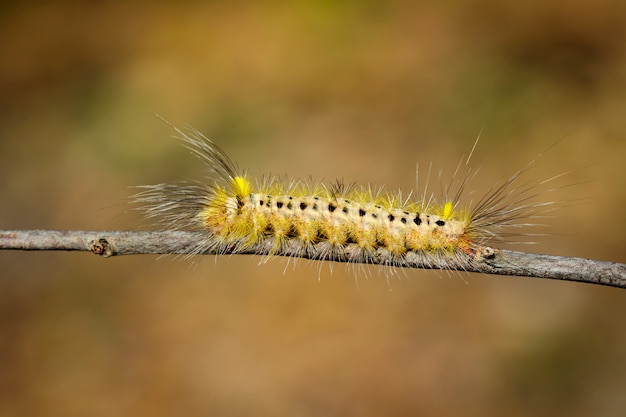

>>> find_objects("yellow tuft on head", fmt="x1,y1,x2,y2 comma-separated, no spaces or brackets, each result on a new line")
443,201,453,219
232,176,251,198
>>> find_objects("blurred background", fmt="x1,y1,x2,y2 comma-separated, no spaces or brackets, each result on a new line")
1,1,626,416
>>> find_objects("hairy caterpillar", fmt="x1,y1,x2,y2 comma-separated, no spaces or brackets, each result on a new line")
134,125,560,272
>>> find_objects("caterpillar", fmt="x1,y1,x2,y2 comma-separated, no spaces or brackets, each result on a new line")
133,124,560,272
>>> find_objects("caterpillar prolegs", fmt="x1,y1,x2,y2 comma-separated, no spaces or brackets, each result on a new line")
134,125,560,272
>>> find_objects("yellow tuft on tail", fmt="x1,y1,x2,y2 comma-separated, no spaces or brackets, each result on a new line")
232,176,251,198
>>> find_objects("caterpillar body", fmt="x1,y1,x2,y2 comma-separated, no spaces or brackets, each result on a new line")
135,126,557,272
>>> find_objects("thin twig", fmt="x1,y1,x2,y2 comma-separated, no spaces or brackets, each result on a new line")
1,229,624,289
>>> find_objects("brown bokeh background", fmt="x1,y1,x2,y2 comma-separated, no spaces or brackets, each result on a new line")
1,1,626,416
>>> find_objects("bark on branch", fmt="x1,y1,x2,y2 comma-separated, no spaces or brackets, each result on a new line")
1,229,624,289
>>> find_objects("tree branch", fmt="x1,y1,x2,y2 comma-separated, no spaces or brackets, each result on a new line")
1,229,624,289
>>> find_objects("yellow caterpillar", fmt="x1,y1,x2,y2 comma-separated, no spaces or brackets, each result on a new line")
134,125,557,270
